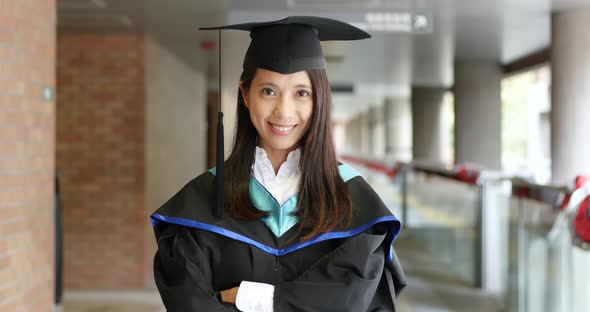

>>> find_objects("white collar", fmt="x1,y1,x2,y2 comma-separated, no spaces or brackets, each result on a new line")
252,146,301,205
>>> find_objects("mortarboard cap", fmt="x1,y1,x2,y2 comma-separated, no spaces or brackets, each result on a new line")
201,16,370,74
199,16,371,217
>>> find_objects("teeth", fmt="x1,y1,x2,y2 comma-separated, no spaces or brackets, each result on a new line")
271,124,295,132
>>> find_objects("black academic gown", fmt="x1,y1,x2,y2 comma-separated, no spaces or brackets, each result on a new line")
150,164,406,311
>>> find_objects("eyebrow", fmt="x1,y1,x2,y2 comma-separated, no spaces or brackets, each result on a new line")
256,82,312,89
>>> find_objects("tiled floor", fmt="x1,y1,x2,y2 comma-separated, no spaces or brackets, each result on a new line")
395,232,503,312
61,302,163,312
59,290,164,312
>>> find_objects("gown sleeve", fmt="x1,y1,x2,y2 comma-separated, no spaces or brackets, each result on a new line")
153,223,239,312
273,231,403,312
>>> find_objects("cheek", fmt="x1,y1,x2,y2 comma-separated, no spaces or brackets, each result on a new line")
299,107,313,133
299,103,314,127
247,101,262,120
249,102,272,128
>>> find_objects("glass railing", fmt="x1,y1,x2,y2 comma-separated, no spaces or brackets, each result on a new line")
341,156,590,312
506,181,590,312
401,166,482,286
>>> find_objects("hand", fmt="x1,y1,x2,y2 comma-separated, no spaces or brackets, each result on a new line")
220,287,239,304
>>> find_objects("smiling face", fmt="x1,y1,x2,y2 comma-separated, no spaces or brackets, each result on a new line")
240,68,314,156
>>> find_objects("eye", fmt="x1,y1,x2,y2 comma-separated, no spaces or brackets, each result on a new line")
261,88,276,96
296,90,311,97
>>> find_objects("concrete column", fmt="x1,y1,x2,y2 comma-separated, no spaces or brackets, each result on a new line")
358,116,363,153
344,118,352,154
454,63,502,170
359,111,371,155
384,97,413,161
353,115,363,154
551,9,590,184
367,107,376,154
411,87,445,163
369,105,386,156
345,116,360,155
345,114,358,155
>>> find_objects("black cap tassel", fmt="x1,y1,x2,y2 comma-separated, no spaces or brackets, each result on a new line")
215,112,224,217
214,29,224,218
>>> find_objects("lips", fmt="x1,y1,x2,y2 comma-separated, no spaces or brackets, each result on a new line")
268,122,297,135
271,124,295,131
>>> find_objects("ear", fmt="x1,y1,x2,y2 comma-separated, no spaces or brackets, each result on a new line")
239,81,249,108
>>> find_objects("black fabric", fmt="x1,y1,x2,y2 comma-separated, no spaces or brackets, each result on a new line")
152,172,400,247
152,170,405,311
199,16,370,75
272,232,386,311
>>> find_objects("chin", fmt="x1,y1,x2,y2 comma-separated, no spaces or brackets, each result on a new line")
263,138,300,152
268,142,298,151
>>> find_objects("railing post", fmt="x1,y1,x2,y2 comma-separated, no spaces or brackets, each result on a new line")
401,164,409,229
474,180,484,288
517,197,526,312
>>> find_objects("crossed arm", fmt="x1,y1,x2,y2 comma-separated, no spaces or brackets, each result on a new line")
154,225,399,311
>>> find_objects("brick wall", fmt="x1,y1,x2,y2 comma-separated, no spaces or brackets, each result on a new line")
0,0,56,311
56,33,146,289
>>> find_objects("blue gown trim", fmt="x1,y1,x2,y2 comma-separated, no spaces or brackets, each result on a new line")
150,213,401,262
154,163,401,261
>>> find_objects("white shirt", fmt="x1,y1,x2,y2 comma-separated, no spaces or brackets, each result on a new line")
251,146,301,205
235,146,302,312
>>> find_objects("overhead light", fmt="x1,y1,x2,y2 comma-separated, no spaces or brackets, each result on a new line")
57,0,105,9
359,12,432,33
91,0,107,8
365,12,411,31
287,0,379,10
412,13,430,31
119,15,133,27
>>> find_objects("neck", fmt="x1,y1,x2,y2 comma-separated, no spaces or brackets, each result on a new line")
259,145,297,174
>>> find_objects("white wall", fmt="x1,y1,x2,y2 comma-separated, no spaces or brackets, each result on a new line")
144,36,208,287
219,31,252,154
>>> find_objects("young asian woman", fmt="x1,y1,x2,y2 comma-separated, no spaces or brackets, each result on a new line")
150,16,406,312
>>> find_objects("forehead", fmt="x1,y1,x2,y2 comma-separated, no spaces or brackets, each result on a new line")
252,68,311,86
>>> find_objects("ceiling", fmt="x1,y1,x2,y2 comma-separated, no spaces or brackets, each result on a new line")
57,0,590,121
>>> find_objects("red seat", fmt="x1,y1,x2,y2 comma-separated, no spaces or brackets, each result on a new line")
574,196,590,244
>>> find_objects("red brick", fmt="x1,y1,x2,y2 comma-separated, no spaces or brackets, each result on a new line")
0,0,55,309
57,33,147,289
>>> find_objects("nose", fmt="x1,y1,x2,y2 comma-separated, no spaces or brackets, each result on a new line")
273,94,296,118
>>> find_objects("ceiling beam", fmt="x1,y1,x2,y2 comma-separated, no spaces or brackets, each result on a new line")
503,47,550,76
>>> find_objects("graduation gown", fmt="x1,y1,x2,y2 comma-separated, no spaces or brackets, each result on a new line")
150,163,406,311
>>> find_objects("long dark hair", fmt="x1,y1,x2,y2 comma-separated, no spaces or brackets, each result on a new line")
224,68,352,241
